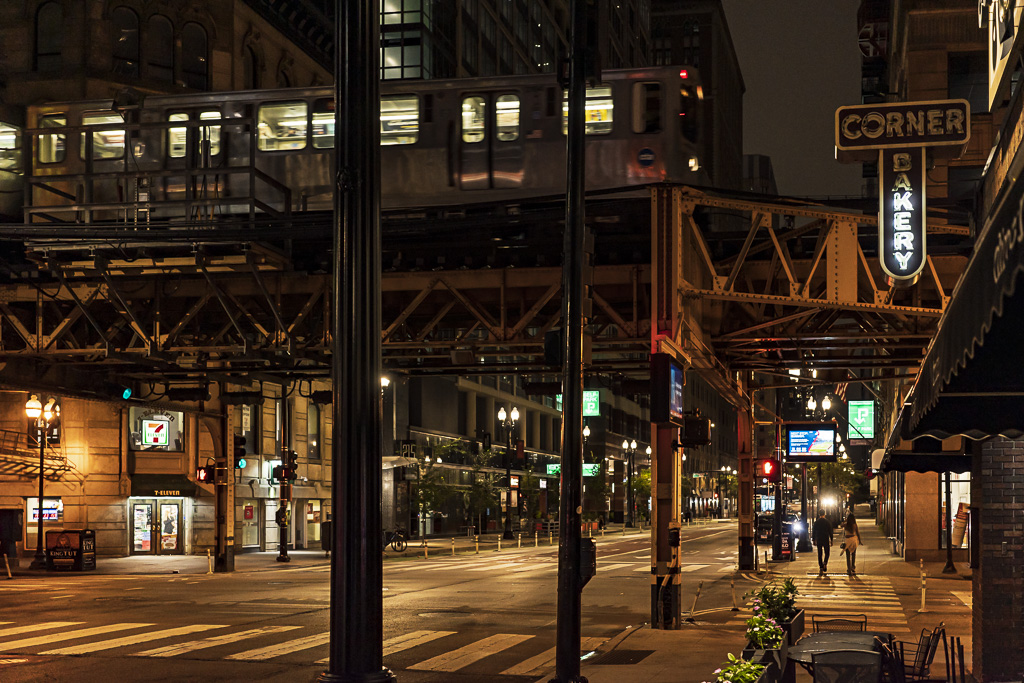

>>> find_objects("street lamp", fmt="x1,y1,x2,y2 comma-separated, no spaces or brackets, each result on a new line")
498,406,519,540
623,439,637,527
26,394,58,570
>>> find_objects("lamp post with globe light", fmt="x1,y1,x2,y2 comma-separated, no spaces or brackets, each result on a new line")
498,406,519,540
26,395,58,570
623,439,638,527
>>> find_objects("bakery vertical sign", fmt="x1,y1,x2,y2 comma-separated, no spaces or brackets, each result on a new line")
836,100,970,284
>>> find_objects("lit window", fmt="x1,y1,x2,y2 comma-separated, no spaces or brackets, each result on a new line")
168,112,221,158
496,94,520,142
257,102,308,152
81,113,125,160
562,85,614,135
312,99,335,149
37,115,65,164
381,95,418,145
0,123,22,174
462,96,486,143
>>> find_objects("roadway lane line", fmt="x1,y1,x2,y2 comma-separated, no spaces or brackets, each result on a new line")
134,625,301,657
499,636,606,676
0,623,152,650
0,622,81,639
40,624,228,655
227,632,330,661
408,633,534,671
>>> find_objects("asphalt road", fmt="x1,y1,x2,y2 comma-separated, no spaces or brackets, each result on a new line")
0,523,748,682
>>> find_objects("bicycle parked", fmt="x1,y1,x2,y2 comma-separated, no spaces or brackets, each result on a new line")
383,527,408,552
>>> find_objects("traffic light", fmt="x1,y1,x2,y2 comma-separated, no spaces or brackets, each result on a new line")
233,435,247,469
287,449,298,481
271,464,284,484
757,458,781,483
196,465,213,483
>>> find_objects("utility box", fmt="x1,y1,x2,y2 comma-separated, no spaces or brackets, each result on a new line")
45,529,96,571
321,521,332,552
580,537,597,586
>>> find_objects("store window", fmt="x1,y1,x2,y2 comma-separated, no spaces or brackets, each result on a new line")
258,101,307,151
111,7,140,78
181,22,208,90
562,85,614,135
145,15,174,83
128,406,185,452
940,473,971,549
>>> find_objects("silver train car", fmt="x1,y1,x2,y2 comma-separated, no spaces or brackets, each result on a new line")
14,65,704,222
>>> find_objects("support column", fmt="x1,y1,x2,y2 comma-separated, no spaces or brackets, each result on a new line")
213,392,235,573
737,406,755,570
650,423,681,629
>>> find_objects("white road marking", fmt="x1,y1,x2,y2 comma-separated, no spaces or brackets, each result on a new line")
0,623,152,650
41,624,227,655
227,632,331,661
409,633,534,671
135,625,301,657
500,636,606,676
0,622,81,639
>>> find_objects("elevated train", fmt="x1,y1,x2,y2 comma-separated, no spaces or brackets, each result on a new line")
0,65,704,223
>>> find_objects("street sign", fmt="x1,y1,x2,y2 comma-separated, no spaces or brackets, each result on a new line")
848,400,875,440
546,463,601,477
143,419,170,446
556,390,601,417
835,100,970,151
879,148,927,282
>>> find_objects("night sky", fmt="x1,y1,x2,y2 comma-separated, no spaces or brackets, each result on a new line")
721,0,864,199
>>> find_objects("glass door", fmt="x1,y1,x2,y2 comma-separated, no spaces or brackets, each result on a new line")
157,501,183,554
131,501,154,554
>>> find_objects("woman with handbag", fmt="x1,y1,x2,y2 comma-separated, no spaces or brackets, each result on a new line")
842,512,862,576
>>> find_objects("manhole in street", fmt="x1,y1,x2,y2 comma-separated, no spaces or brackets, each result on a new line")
417,609,471,618
592,649,655,665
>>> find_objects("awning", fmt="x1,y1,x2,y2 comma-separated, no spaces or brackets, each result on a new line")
904,138,1024,439
878,451,973,474
130,474,197,497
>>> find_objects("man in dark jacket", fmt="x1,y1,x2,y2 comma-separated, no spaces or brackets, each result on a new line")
812,509,834,576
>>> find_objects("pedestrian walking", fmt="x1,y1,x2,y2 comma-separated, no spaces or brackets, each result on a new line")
842,512,863,576
812,509,833,576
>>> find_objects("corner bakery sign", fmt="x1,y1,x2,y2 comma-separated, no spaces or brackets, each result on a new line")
835,100,971,284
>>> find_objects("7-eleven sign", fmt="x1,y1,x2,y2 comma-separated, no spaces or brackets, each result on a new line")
143,419,169,446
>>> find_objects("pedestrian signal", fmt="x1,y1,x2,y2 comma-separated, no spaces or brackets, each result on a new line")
196,465,213,483
757,458,780,483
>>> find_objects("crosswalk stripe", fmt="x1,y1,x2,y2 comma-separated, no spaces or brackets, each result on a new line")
135,625,301,658
409,633,533,671
0,623,152,651
40,624,228,655
682,565,709,572
226,632,330,661
499,636,606,676
467,562,527,572
597,563,633,572
317,629,458,664
0,622,82,639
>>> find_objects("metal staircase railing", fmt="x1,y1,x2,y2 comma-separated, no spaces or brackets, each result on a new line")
0,428,70,480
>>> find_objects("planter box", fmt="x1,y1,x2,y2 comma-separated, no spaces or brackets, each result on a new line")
739,648,782,683
781,609,805,645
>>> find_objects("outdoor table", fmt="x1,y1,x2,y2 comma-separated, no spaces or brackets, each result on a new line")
788,631,891,673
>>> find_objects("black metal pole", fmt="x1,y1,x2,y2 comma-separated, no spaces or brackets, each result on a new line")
552,0,587,679
320,0,392,680
942,471,956,573
626,448,634,527
504,419,514,540
798,463,812,551
31,418,45,569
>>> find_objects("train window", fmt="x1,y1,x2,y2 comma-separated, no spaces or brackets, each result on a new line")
0,123,21,174
496,95,520,141
38,115,65,164
81,113,125,160
258,101,308,151
462,96,486,143
168,112,221,158
632,83,662,134
561,85,614,135
381,95,418,145
312,99,335,149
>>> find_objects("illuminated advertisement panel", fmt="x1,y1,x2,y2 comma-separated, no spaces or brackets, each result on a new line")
785,423,838,463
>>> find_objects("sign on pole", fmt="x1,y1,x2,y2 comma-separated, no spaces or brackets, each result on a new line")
848,400,876,440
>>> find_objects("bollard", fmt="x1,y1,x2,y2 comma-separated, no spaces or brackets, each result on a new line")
518,533,522,549
452,537,456,557
589,524,593,538
497,536,502,552
918,558,928,612
549,531,553,545
685,580,704,622
622,525,626,536
601,528,605,538
423,540,429,560
207,549,213,575
731,577,739,611
534,531,538,548
475,535,479,554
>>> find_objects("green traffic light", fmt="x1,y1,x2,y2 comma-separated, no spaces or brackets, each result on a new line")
121,387,132,400
237,458,246,468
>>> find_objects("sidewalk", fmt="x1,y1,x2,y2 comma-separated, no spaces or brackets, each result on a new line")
577,514,973,683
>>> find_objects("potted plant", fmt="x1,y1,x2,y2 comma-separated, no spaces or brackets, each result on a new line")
706,653,773,683
742,612,787,674
748,579,803,645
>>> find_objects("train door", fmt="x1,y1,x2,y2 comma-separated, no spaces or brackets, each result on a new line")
165,109,223,209
458,93,523,190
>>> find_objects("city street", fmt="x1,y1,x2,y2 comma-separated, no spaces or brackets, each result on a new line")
1,523,743,682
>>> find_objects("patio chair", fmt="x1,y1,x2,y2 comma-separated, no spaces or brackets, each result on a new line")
895,623,945,681
812,650,883,683
878,639,907,683
812,614,869,633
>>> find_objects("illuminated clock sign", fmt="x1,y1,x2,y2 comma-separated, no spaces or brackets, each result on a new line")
879,148,926,283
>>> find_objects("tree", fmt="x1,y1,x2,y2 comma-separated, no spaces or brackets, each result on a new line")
583,461,610,522
463,448,501,532
631,469,652,521
519,463,542,524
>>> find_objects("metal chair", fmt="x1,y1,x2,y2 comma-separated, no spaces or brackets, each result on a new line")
878,639,907,683
813,614,869,632
895,623,945,681
812,650,883,683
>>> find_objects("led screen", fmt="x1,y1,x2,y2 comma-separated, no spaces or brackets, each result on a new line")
785,423,838,463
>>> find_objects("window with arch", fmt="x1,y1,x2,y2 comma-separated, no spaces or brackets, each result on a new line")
181,22,208,90
145,14,174,83
307,402,320,460
111,7,140,78
243,45,261,90
35,2,63,71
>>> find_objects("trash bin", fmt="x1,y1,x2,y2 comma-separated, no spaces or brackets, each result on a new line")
45,529,96,571
321,520,332,553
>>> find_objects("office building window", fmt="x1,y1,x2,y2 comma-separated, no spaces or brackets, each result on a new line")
111,7,140,78
35,1,63,71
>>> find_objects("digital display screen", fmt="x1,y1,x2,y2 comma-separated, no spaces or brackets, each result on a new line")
786,423,838,462
669,363,685,423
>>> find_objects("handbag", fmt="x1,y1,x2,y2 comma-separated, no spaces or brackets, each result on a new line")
840,540,846,549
